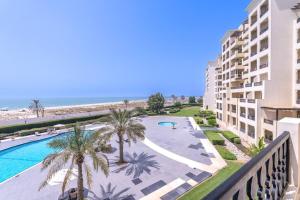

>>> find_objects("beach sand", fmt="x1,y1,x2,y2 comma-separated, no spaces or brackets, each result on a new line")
0,100,150,121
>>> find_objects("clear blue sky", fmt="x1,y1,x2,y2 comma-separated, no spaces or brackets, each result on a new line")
0,0,249,98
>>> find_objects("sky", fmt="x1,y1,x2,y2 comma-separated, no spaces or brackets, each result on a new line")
0,0,249,98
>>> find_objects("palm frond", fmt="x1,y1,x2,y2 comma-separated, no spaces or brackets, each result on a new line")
83,162,93,189
61,156,76,193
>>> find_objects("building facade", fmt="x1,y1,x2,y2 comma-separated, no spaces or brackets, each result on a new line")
203,58,221,111
206,0,300,145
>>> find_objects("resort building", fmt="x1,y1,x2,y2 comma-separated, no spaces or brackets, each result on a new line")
208,0,300,145
203,58,221,111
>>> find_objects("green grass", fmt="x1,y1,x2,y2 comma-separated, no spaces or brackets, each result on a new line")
215,145,237,160
221,131,239,143
168,106,200,117
204,130,225,145
178,161,243,200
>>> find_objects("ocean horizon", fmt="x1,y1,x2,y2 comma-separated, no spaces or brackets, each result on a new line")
0,97,148,110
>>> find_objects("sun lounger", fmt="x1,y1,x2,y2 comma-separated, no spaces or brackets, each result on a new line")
35,132,41,136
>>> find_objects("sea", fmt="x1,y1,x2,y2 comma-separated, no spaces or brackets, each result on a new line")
0,97,147,110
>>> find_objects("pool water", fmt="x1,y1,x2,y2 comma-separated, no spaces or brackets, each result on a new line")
0,134,65,183
158,122,176,127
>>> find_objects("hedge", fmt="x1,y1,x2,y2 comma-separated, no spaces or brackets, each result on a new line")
0,114,109,134
221,131,239,143
204,131,225,145
207,118,217,126
215,145,237,160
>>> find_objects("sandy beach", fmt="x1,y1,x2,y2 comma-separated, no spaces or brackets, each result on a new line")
0,99,150,121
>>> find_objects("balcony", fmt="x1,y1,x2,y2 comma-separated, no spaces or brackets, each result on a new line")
260,7,268,17
240,128,245,133
232,109,236,113
250,66,257,72
259,63,268,69
250,51,257,57
264,118,274,125
204,132,290,200
247,99,256,103
245,83,252,87
260,45,268,52
248,115,255,120
253,81,262,86
298,17,300,23
240,99,246,103
231,85,243,90
260,27,268,35
230,73,242,80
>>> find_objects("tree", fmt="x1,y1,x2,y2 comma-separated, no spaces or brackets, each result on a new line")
250,137,265,156
147,93,165,114
188,96,196,104
123,99,129,109
29,99,44,118
174,101,182,108
197,97,203,105
39,124,109,200
106,109,145,163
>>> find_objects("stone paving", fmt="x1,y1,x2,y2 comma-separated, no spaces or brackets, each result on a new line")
0,116,225,200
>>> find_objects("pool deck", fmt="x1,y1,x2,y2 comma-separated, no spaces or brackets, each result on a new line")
0,116,226,200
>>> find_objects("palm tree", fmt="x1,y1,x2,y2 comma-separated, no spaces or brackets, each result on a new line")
250,137,265,156
123,99,129,109
29,99,44,118
106,109,145,163
39,124,109,200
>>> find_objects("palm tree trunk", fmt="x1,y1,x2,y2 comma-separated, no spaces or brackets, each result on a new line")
77,162,84,200
118,134,124,163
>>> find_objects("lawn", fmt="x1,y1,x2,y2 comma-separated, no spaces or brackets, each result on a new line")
178,161,243,200
168,106,200,117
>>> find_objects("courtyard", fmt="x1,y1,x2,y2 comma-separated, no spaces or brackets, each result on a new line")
0,116,226,200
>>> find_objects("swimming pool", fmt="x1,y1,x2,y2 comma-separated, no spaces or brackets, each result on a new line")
0,134,65,183
158,122,176,127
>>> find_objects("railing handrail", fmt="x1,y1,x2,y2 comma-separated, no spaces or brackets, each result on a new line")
203,131,290,200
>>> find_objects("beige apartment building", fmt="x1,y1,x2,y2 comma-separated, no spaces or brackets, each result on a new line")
203,59,222,111
205,0,300,145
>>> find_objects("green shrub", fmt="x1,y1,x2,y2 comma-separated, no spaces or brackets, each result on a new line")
221,131,239,143
207,118,217,126
174,102,182,108
188,96,196,104
215,145,237,160
204,131,225,145
169,108,180,113
233,137,241,144
134,107,147,115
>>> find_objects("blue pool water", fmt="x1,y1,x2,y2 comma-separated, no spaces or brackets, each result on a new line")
158,122,176,127
0,135,65,183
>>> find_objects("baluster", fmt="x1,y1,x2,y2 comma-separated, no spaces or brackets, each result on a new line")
281,141,287,188
272,152,278,199
250,173,259,199
265,158,273,200
257,167,264,199
277,146,283,196
237,185,247,200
